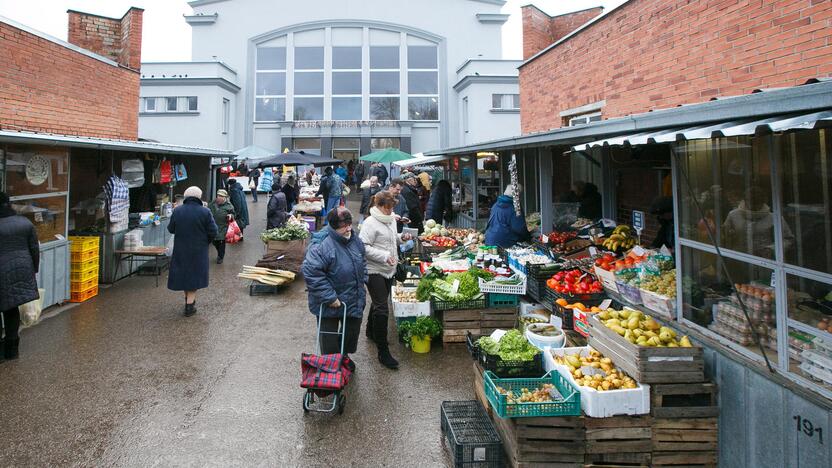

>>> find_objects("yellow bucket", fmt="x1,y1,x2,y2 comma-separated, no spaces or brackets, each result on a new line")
411,336,431,354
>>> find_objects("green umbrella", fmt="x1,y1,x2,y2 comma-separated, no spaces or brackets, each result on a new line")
359,148,413,163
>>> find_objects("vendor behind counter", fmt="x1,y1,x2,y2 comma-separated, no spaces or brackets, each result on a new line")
484,184,531,248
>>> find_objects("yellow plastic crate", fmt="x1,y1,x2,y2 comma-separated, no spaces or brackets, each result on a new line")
71,248,99,263
69,236,100,252
69,285,98,303
71,277,98,293
70,265,99,283
71,256,98,271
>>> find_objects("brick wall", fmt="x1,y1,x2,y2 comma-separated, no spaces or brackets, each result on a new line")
0,12,140,139
522,5,604,60
67,8,143,71
520,0,832,134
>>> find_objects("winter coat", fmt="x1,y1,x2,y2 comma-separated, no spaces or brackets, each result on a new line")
336,167,348,181
426,182,453,224
359,209,402,278
209,200,235,240
316,174,343,201
0,210,40,311
302,227,367,319
167,197,218,291
354,163,365,184
360,185,382,215
267,192,290,230
281,183,299,210
401,184,424,232
373,165,388,185
228,182,250,228
484,195,531,248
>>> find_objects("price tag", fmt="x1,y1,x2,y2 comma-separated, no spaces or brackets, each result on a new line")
632,245,646,256
770,272,776,288
541,234,549,244
632,211,645,231
589,247,598,256
34,211,43,223
550,314,563,328
451,279,460,295
490,329,507,342
600,299,613,309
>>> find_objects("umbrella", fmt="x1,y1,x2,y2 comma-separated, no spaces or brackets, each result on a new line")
359,148,413,164
233,145,277,163
255,151,341,168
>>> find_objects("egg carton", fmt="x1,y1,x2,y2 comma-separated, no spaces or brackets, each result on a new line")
720,298,775,324
799,361,832,386
709,323,777,351
811,336,832,358
801,349,832,373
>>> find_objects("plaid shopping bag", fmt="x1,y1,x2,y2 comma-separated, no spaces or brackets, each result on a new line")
300,353,353,391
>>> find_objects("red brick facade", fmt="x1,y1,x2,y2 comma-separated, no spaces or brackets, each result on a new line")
520,0,832,134
522,5,604,60
0,9,142,140
68,8,143,71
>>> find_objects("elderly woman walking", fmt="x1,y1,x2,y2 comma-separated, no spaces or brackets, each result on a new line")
168,186,218,317
0,191,39,361
208,189,235,264
302,207,366,367
267,189,290,230
359,191,412,369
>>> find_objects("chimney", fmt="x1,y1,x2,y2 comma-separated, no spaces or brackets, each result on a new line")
522,5,604,60
67,7,143,70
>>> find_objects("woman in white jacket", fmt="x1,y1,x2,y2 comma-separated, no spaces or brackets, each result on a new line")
359,191,412,369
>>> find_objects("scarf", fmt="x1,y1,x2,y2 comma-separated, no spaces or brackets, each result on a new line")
370,206,395,225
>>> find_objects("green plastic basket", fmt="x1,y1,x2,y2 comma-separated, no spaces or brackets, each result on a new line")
484,370,581,418
487,293,519,308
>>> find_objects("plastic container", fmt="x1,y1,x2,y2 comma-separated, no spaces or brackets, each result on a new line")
478,276,527,295
69,285,98,303
70,264,99,283
480,350,545,379
71,256,99,271
411,336,431,353
483,370,581,418
392,287,431,318
71,248,99,264
432,297,487,311
487,293,518,308
544,346,650,418
440,401,503,468
524,324,565,350
70,277,98,293
68,236,100,252
640,289,676,320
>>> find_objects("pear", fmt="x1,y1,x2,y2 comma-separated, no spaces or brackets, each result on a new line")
610,310,620,320
627,317,640,330
620,309,631,319
659,330,674,343
679,336,693,348
632,329,643,338
660,326,677,339
613,325,627,337
644,318,661,331
645,330,658,338
606,319,621,328
598,310,611,321
624,330,636,343
636,335,649,346
667,341,679,348
649,336,662,347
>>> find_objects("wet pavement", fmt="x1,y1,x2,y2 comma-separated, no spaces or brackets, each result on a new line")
0,195,473,467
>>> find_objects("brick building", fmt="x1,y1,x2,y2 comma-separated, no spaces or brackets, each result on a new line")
0,9,231,309
425,2,832,465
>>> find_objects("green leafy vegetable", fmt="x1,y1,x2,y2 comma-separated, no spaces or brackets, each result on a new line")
398,316,442,347
260,224,310,242
476,329,538,361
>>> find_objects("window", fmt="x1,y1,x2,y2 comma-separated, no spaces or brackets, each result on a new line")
294,47,324,70
408,97,438,121
462,97,469,135
407,45,438,121
407,45,437,69
294,97,323,120
332,97,362,120
187,96,198,112
293,138,321,151
255,46,287,122
5,146,69,243
568,112,601,126
492,94,520,110
166,97,177,112
370,46,399,69
332,46,361,69
141,96,198,114
257,47,286,70
295,72,324,95
222,98,230,134
256,97,286,121
370,97,399,120
332,72,361,95
408,71,438,94
371,137,400,151
369,45,400,120
293,47,324,121
256,73,286,95
144,97,156,112
331,45,362,121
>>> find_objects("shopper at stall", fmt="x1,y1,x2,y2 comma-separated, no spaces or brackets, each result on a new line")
168,186,218,317
0,191,39,361
248,167,261,203
305,169,315,186
281,175,300,211
359,191,413,369
426,179,454,225
400,172,425,233
336,164,348,183
354,161,365,190
317,167,343,220
578,182,603,220
484,184,531,248
388,178,408,232
360,176,382,219
267,190,290,230
227,178,250,237
301,207,367,363
209,189,235,264
649,196,675,251
373,163,389,186
722,186,794,258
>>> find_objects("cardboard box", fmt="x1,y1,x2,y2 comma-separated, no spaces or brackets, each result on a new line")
265,238,308,253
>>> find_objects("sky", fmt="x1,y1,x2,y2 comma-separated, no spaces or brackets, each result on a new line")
0,0,627,61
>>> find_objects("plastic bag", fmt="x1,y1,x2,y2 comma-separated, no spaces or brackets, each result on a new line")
165,234,175,257
20,288,45,327
226,219,242,243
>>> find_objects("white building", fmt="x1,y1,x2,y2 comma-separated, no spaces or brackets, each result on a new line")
139,0,520,159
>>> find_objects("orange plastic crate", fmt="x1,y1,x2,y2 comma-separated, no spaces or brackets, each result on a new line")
70,265,99,283
71,248,99,263
71,256,98,271
71,277,98,292
69,285,98,303
68,236,100,252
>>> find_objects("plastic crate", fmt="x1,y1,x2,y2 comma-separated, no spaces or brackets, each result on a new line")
487,293,519,308
71,277,98,293
483,370,581,418
616,280,643,305
432,296,487,311
69,285,98,303
70,264,99,282
249,282,284,296
546,288,607,331
640,289,676,320
71,248,99,263
71,256,99,271
440,401,503,467
68,236,100,252
480,349,545,378
478,276,527,295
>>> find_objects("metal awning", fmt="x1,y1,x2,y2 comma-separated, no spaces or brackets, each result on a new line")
0,129,233,157
392,153,450,167
572,110,832,151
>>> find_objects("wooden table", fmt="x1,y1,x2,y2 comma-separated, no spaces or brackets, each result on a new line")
113,246,169,287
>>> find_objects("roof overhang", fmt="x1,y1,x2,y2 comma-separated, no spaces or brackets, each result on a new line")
0,130,233,157
140,77,241,93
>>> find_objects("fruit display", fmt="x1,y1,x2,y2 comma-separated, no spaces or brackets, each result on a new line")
596,309,693,347
595,252,649,272
445,228,484,245
552,348,638,391
423,219,449,237
543,231,578,245
552,239,592,256
419,234,457,248
519,314,549,329
392,285,419,303
554,298,606,314
602,225,638,251
546,269,604,295
496,383,558,403
641,270,677,298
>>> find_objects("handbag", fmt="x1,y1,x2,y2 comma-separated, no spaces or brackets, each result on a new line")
226,219,242,243
175,163,188,181
342,184,351,196
249,179,257,189
395,262,408,283
20,288,45,327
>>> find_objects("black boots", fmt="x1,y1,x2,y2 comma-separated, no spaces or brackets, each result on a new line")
365,314,375,342
373,315,398,369
4,338,19,360
184,301,197,317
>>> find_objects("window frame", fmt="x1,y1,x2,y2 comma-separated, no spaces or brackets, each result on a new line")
254,45,288,123
331,46,363,121
568,112,602,126
406,45,439,121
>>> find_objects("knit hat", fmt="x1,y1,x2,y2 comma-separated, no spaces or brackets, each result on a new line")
505,184,522,197
216,189,229,198
184,186,203,199
401,172,416,180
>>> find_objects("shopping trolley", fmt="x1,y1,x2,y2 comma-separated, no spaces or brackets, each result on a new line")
301,303,353,415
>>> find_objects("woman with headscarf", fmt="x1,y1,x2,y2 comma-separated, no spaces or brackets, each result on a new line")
281,175,300,211
0,191,39,360
167,186,218,317
267,188,290,230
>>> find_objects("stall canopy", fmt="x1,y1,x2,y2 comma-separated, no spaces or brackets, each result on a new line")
392,153,450,167
571,110,832,151
255,151,341,168
233,145,277,164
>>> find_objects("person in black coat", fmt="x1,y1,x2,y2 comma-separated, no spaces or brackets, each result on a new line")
400,173,424,233
267,190,290,230
0,191,39,360
426,179,454,225
360,176,382,217
281,175,300,211
167,186,218,317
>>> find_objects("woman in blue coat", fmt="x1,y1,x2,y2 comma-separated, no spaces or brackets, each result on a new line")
302,207,367,360
485,184,531,248
167,186,218,317
227,179,250,236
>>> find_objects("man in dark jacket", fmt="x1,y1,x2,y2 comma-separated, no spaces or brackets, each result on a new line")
248,167,261,202
227,179,250,236
267,190,290,230
316,167,343,220
426,179,454,225
360,176,382,218
485,184,531,248
354,162,365,189
0,190,39,360
388,178,409,233
281,175,300,211
168,186,218,316
373,163,388,186
400,173,424,233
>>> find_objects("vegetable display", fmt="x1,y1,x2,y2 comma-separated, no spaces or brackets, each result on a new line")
260,224,310,242
552,348,637,391
476,329,539,361
497,383,558,403
398,316,443,345
415,267,488,303
546,269,603,295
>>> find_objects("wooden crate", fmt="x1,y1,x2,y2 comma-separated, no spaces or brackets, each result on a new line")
492,414,587,468
584,416,653,456
442,309,482,329
652,418,718,452
650,383,718,419
472,363,491,417
651,450,717,467
481,307,517,329
587,315,704,384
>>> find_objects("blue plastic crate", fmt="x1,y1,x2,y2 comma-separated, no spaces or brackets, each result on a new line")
484,371,581,418
487,293,519,308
